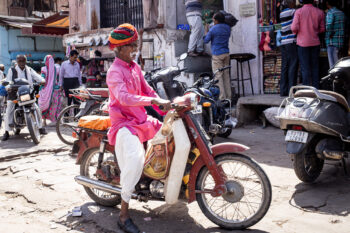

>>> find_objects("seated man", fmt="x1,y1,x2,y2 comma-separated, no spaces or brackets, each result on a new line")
107,23,171,233
2,55,47,141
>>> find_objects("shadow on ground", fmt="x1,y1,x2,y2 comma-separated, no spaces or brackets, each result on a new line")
291,164,350,217
57,201,269,233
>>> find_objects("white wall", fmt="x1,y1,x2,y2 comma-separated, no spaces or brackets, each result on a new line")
225,0,262,95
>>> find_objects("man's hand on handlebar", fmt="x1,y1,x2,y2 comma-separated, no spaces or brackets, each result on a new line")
151,98,171,111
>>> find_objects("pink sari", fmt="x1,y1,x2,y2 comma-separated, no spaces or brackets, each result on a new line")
39,55,64,123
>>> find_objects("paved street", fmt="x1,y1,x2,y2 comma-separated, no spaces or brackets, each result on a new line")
0,124,350,233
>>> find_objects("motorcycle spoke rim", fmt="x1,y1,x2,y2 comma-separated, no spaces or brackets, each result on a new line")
85,151,119,200
201,160,264,224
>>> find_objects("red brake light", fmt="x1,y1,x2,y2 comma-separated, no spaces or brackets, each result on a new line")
292,125,303,131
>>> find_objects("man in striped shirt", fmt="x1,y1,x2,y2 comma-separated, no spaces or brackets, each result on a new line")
185,0,205,56
279,0,298,96
325,0,345,68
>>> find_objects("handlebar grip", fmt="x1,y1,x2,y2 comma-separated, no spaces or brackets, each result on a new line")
158,103,177,110
179,68,188,72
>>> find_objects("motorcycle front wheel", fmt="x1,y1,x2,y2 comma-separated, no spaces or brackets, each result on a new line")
80,147,121,207
25,112,40,144
196,153,271,230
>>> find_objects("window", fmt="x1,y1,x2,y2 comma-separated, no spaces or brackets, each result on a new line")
100,0,143,29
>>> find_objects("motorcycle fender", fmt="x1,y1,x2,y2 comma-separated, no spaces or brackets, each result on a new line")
76,100,95,118
286,133,315,154
187,142,250,203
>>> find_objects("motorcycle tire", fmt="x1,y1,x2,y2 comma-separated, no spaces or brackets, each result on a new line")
196,153,271,230
218,126,233,138
293,146,324,183
25,112,40,145
80,147,122,207
56,104,100,145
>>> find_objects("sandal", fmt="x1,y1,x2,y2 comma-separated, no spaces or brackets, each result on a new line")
117,218,140,233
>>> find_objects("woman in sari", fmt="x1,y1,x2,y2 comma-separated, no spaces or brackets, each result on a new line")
39,55,64,125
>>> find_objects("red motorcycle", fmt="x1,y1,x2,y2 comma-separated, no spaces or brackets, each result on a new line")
72,93,271,230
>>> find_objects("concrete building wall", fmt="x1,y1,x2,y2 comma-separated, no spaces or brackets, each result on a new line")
69,0,87,33
0,26,11,68
225,0,262,95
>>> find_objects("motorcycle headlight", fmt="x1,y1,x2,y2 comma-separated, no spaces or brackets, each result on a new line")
20,94,31,102
188,93,200,110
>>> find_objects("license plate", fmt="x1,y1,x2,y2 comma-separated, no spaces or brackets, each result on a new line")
79,102,87,109
191,105,202,114
285,130,308,143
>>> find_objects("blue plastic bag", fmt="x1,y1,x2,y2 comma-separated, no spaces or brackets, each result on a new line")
0,85,7,97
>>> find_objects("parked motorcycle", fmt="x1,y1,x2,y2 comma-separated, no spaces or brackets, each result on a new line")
1,78,43,144
186,66,234,138
56,87,109,145
278,57,350,183
145,53,188,100
72,93,272,230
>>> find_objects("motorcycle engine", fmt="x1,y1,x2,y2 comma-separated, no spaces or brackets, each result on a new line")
149,180,164,199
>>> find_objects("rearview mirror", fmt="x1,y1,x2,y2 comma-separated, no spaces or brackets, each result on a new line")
179,53,188,61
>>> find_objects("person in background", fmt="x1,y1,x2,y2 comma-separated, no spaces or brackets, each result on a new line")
54,57,63,73
291,0,325,88
185,0,205,57
107,23,170,233
325,0,345,68
143,0,160,30
2,55,47,141
0,64,5,79
204,11,231,100
279,0,298,96
39,55,64,126
59,50,82,106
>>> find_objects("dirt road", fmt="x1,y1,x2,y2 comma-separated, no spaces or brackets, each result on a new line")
0,125,349,233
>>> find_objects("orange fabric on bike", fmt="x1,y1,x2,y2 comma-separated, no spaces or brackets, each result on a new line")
78,115,111,131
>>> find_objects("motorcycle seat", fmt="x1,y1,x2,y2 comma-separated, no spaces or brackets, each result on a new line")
294,90,350,112
87,88,109,98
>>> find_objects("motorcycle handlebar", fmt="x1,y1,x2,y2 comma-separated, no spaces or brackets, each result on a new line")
179,68,187,72
158,103,178,110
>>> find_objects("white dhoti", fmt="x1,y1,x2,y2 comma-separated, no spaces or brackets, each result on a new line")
115,127,145,203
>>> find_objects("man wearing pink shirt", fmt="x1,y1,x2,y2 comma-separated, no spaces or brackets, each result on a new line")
107,24,170,233
291,0,325,88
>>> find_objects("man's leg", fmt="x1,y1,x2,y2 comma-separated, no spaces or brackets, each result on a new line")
287,43,299,92
115,127,145,231
187,15,203,54
310,46,320,88
195,16,205,53
298,46,311,86
327,46,335,68
2,101,15,140
34,103,47,134
212,55,226,100
143,0,152,29
150,0,159,28
280,45,289,96
222,54,232,100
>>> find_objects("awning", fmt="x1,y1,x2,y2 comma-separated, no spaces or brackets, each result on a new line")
10,51,65,61
23,11,69,36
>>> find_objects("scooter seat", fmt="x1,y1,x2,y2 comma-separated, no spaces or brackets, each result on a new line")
294,90,350,112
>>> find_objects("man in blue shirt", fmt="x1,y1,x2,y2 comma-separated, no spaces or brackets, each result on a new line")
204,11,231,100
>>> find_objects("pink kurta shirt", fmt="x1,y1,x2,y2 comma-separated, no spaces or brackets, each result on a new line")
291,4,325,47
107,57,162,145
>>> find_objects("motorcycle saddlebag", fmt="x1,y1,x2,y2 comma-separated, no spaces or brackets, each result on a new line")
77,115,111,131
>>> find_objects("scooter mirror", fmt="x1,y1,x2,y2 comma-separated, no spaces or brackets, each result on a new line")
179,53,188,61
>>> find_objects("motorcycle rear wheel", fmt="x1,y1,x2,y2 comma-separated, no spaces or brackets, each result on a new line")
293,145,324,183
196,154,271,230
80,147,121,207
218,126,233,138
56,104,100,145
25,112,40,144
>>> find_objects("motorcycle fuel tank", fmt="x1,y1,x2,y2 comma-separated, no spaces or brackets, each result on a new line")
279,97,349,137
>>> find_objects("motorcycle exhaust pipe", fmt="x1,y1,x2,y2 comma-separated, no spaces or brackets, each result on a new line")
75,175,138,198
